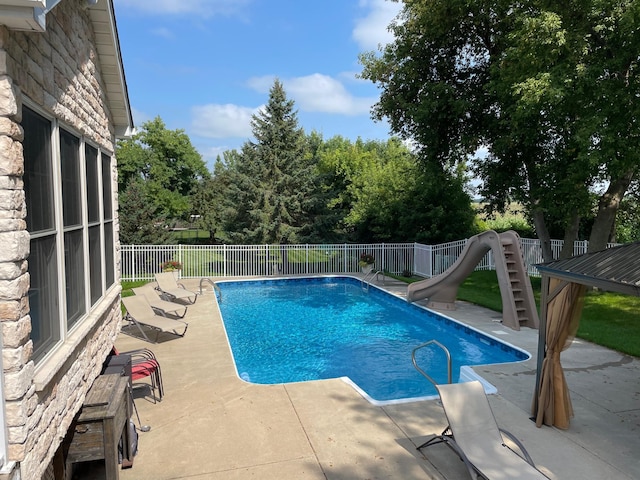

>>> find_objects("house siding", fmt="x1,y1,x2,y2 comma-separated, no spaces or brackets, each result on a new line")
0,0,122,478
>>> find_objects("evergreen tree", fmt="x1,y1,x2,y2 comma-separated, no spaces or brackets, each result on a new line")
223,80,315,244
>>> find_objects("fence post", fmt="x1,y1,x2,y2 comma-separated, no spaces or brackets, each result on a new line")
223,244,227,277
428,244,433,278
344,244,347,273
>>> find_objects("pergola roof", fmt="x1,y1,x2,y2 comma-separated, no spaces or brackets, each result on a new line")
536,241,640,297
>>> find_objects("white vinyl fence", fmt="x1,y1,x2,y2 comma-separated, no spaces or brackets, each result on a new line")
120,238,610,281
121,243,415,281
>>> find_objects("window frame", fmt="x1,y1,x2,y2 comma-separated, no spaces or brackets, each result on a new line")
23,102,118,369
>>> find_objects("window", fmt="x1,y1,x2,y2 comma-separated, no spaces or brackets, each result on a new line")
23,106,117,364
102,153,115,289
23,108,60,360
61,129,85,329
85,145,103,304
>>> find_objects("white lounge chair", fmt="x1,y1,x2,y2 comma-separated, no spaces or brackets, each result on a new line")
418,381,549,480
154,272,198,304
122,295,188,343
132,285,188,318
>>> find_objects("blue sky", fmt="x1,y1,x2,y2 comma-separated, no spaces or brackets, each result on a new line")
112,0,403,169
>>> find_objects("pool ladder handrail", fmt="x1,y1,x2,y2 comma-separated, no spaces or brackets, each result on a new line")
411,340,452,387
199,277,222,302
361,269,385,291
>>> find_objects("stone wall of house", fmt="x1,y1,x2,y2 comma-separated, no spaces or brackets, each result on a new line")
0,0,122,478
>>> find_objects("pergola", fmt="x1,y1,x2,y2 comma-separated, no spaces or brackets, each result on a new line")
532,242,640,429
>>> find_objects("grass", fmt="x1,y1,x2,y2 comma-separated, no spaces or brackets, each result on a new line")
575,291,640,357
457,270,640,358
121,280,149,298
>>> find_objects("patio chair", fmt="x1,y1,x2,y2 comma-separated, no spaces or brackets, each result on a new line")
132,285,188,318
418,381,549,480
110,347,164,402
154,272,198,304
122,295,188,343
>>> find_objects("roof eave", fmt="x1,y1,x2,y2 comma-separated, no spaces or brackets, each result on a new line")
0,0,134,138
88,0,134,138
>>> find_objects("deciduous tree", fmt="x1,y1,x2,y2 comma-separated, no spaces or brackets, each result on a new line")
360,0,640,259
117,116,210,221
318,136,476,243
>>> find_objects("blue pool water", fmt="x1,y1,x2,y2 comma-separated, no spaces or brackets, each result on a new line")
216,277,529,404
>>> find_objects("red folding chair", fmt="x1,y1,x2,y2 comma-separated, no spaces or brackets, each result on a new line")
111,347,164,402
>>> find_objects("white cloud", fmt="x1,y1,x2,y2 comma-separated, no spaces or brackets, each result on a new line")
191,69,382,143
190,103,261,139
353,0,402,51
287,74,374,115
114,0,251,17
247,74,375,116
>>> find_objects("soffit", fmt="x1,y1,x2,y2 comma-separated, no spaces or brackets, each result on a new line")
87,0,134,137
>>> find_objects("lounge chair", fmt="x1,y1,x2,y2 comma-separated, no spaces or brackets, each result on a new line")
418,381,549,480
122,296,188,343
154,272,198,304
132,285,188,318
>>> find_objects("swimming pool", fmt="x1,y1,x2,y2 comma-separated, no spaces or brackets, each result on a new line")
216,276,529,404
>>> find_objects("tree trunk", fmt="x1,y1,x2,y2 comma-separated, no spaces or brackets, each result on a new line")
559,213,581,259
531,208,554,262
588,167,637,252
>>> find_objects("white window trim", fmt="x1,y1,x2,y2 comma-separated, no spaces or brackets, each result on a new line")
23,102,119,389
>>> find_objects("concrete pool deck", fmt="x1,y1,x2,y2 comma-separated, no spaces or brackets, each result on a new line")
112,275,640,480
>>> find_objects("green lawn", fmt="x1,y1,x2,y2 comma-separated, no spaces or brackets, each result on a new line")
170,229,210,243
458,270,640,358
121,280,149,297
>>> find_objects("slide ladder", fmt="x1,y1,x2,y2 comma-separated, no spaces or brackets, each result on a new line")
498,232,538,330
